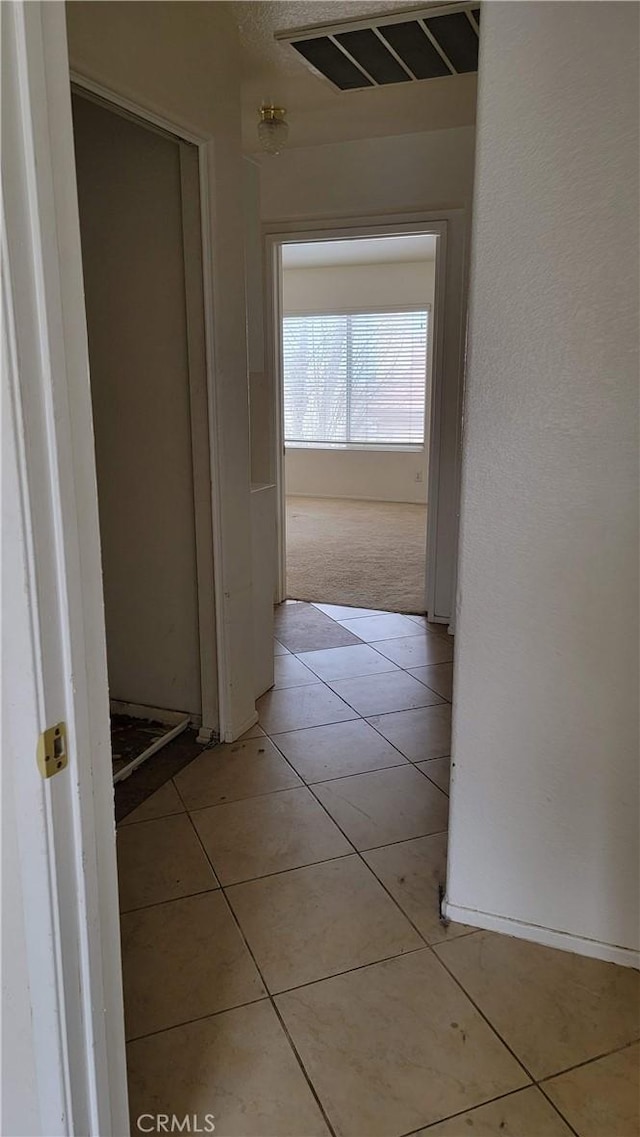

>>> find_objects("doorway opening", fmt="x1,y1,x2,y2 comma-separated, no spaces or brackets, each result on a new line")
268,223,448,623
71,85,219,810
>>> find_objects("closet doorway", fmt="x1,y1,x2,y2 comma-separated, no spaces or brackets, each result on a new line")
71,87,218,803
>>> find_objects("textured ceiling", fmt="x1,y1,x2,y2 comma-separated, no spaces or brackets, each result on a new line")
231,1,423,78
231,2,478,152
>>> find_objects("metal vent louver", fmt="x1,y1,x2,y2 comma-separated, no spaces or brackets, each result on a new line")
277,3,480,91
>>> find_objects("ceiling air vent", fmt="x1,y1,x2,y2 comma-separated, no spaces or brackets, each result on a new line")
277,3,480,91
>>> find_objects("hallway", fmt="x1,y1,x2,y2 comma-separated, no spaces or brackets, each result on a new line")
118,602,638,1136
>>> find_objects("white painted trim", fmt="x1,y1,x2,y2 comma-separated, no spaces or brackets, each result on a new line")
68,70,207,146
112,719,190,784
224,709,259,745
444,903,640,970
3,5,129,1129
69,72,230,741
179,141,218,738
286,491,427,505
425,223,448,619
264,213,450,616
266,239,287,601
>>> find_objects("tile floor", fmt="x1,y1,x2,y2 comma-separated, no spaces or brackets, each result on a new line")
119,601,640,1137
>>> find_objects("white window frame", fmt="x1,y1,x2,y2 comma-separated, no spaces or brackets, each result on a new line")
282,302,432,454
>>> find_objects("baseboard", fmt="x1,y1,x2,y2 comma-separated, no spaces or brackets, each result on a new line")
109,699,200,728
223,708,259,744
444,902,640,969
287,491,428,506
196,726,218,745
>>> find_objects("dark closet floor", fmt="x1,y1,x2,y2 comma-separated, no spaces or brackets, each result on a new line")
113,717,207,825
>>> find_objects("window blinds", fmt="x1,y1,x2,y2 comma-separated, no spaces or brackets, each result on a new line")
283,309,428,447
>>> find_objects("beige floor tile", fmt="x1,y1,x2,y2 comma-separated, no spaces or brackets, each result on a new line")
313,765,449,850
121,891,265,1039
174,736,301,811
273,638,290,655
417,1086,574,1136
239,722,266,740
127,1000,330,1136
227,855,423,993
272,719,407,782
543,1042,640,1137
329,670,445,716
405,614,452,638
256,682,357,734
417,756,451,794
275,604,362,652
362,833,473,944
191,787,352,885
374,634,454,667
434,931,640,1079
313,602,387,620
409,662,454,701
273,653,318,688
117,813,218,913
367,704,452,762
276,950,529,1137
338,612,423,642
119,780,184,825
297,643,399,681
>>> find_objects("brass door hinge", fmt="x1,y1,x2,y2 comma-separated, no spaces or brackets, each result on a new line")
37,722,68,778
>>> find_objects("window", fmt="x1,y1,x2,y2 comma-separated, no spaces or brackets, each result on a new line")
282,308,428,448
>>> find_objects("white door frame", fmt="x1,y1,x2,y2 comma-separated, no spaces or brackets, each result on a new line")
3,3,129,1130
264,215,449,619
70,75,225,742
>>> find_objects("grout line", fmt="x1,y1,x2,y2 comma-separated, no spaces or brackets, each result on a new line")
177,778,312,811
284,759,412,786
125,994,268,1046
429,946,537,1084
262,698,450,772
413,763,450,796
124,612,630,1137
396,1084,560,1136
535,1082,581,1137
321,682,447,719
182,827,451,890
119,883,220,917
179,784,338,1137
266,943,431,999
298,779,439,950
259,709,362,734
210,850,356,889
538,1035,640,1085
185,781,339,817
118,806,186,829
126,616,627,1137
269,1001,338,1137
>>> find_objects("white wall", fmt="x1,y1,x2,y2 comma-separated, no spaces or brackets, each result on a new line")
286,450,427,506
284,261,434,504
261,126,475,620
66,1,257,738
448,1,639,963
260,126,476,219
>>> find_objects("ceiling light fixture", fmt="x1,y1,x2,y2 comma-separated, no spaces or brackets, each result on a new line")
258,104,289,155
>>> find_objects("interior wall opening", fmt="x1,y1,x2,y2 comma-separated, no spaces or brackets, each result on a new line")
277,231,440,618
71,88,217,809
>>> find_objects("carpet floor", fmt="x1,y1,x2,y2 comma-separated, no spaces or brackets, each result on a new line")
286,495,428,614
